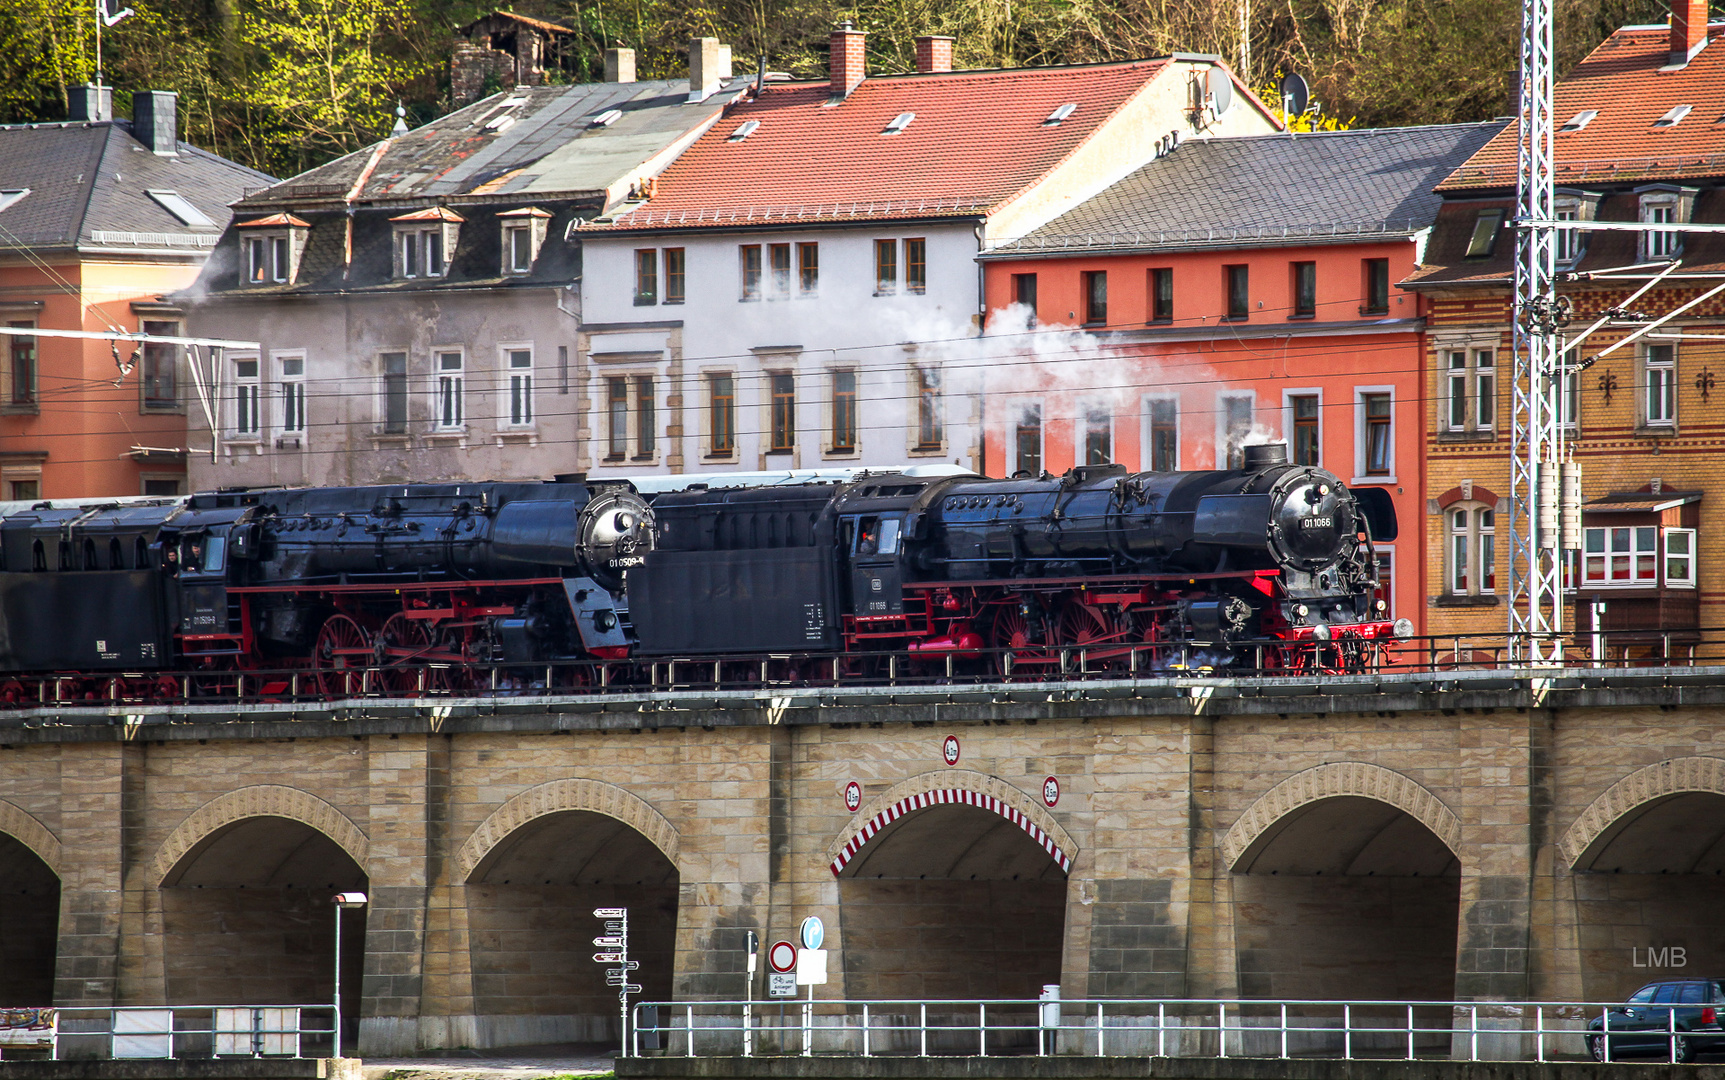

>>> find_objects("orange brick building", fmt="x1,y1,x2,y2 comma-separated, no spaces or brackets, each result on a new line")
1405,0,1725,657
979,123,1503,631
0,88,268,500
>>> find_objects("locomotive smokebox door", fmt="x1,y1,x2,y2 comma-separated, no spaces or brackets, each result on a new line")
849,515,904,617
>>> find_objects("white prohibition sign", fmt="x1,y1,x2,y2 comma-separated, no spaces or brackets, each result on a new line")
768,939,797,973
942,735,960,766
1043,776,1060,808
844,781,862,812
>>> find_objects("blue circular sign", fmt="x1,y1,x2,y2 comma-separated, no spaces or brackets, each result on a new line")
800,915,825,951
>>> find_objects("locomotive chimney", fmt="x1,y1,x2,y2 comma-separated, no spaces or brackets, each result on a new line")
1242,442,1289,469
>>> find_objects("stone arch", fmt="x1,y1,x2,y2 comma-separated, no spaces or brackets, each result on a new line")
826,770,1076,876
1222,761,1463,871
151,786,370,886
1558,756,1725,869
454,778,679,882
0,800,60,877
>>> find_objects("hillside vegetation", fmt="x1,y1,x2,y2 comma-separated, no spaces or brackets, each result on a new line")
0,0,1674,177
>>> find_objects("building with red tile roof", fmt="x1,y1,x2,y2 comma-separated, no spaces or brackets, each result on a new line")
1404,0,1725,658
576,31,1279,476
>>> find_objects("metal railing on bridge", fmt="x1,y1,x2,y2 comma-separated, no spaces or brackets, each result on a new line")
0,1005,336,1060
5,628,1725,712
631,997,1706,1064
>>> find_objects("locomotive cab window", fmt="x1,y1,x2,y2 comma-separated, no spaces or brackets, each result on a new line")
856,516,901,556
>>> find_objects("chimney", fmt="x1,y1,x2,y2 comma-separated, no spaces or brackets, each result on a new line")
689,37,726,101
604,47,636,83
68,84,112,123
915,36,954,74
830,22,866,99
132,91,178,155
1670,0,1709,65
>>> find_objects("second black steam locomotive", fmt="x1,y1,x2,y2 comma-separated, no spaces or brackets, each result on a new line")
0,441,1403,701
633,441,1404,673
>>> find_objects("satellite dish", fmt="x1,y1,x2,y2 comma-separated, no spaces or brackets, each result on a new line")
1207,67,1233,115
1279,72,1310,116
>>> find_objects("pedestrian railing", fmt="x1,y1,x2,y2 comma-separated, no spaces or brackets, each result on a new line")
26,1006,336,1060
630,997,1709,1063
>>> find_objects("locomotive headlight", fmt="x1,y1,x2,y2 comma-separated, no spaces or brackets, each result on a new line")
1295,604,1309,619
1376,599,1387,612
1312,624,1332,641
594,609,618,632
1392,618,1415,640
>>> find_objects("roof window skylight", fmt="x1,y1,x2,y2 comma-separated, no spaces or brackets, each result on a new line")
1654,104,1693,127
727,120,760,142
882,112,915,134
0,189,29,213
588,109,623,128
1559,110,1597,132
1044,103,1078,125
146,189,213,228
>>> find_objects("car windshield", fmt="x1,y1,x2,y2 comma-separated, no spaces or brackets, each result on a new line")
1629,986,1657,1004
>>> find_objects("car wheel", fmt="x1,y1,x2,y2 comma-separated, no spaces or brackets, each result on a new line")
1676,1036,1695,1064
1588,1035,1606,1062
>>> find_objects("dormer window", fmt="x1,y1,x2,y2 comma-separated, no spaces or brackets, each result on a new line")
498,207,550,275
1553,190,1601,266
1636,185,1697,261
1653,105,1692,128
235,213,310,286
390,207,463,280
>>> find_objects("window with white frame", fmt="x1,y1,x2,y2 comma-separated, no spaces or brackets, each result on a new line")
1444,347,1495,433
1644,343,1676,427
1288,392,1320,466
232,357,261,437
434,350,464,430
141,320,180,412
278,355,306,436
499,210,548,276
1145,396,1178,471
1642,198,1680,260
1013,402,1042,476
1083,405,1112,465
505,348,534,426
398,228,445,278
381,352,408,434
1582,525,1658,585
1554,201,1582,264
1362,392,1392,475
1666,527,1696,586
1553,348,1580,430
1449,504,1495,595
1220,393,1252,469
244,234,292,284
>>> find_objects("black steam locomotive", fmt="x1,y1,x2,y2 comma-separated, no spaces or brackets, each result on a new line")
0,442,1402,702
632,442,1405,674
0,479,651,699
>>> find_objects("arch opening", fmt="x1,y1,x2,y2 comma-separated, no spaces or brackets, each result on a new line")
1571,791,1725,1003
837,801,1068,1006
1232,796,1460,1004
0,831,59,1005
159,815,367,1053
465,809,677,1049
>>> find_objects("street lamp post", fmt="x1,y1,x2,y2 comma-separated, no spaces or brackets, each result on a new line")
331,892,368,1057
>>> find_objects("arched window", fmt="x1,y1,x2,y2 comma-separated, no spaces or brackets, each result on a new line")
31,540,45,572
135,537,150,569
57,542,71,571
82,538,97,570
109,538,124,570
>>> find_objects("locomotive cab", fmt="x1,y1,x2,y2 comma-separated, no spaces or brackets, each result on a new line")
846,513,906,617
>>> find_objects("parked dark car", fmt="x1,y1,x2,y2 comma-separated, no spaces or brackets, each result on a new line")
1588,980,1725,1062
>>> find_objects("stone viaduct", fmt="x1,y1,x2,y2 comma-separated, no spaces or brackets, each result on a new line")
0,668,1721,1054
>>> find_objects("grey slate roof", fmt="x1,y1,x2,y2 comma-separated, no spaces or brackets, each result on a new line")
990,121,1509,256
0,121,273,256
243,77,752,208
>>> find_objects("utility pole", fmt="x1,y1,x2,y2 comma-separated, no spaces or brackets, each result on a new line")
1508,0,1569,662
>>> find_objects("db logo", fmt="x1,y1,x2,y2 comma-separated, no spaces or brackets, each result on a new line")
1043,776,1060,807
844,781,862,812
942,735,960,766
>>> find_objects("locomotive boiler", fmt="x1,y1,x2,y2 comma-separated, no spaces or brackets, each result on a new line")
0,479,652,690
631,443,1405,672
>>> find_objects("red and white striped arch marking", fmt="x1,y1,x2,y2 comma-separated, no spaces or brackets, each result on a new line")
829,787,1073,877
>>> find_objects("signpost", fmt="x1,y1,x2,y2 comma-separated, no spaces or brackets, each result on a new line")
796,918,828,1056
593,908,638,1055
744,930,758,1056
